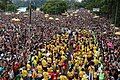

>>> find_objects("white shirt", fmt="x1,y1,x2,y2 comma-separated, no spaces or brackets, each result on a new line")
8,70,14,79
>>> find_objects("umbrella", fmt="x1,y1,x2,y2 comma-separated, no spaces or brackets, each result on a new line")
67,15,69,17
74,14,78,17
11,18,20,22
93,16,99,18
5,12,11,15
16,12,20,15
36,8,40,11
62,12,68,16
55,18,59,21
73,11,78,14
24,15,28,18
70,13,73,16
115,32,120,35
115,27,119,30
45,14,49,18
88,10,90,13
62,13,66,16
110,24,114,27
49,17,54,20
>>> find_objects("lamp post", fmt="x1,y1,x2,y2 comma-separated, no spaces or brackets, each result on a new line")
115,0,118,26
29,0,32,24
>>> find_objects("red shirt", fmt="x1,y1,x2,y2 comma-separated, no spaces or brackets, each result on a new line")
49,72,59,80
0,77,7,80
62,62,67,69
13,62,19,72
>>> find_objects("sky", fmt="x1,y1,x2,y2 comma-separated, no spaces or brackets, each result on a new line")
78,0,82,2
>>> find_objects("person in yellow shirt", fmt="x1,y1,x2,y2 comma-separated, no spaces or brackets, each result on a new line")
32,59,37,67
37,64,43,74
84,55,88,65
67,69,74,79
88,65,95,74
93,57,99,65
43,72,49,80
22,69,28,78
87,51,92,58
26,63,31,70
79,70,84,78
42,59,47,71
32,70,37,79
60,75,68,80
81,75,88,80
38,51,42,58
88,65,95,80
47,58,52,67
94,72,98,80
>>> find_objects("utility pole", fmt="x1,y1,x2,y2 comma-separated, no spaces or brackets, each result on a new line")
28,0,32,55
29,0,32,24
115,0,118,26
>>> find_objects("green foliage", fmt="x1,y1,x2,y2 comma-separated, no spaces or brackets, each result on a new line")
27,5,37,10
81,0,120,27
72,2,82,9
41,0,68,14
0,0,17,12
0,0,7,11
6,4,17,12
12,0,47,7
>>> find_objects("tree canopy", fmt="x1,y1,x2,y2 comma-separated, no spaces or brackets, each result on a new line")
81,0,120,26
41,0,68,15
0,0,17,12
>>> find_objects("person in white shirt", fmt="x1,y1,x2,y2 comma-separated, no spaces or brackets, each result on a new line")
8,69,14,80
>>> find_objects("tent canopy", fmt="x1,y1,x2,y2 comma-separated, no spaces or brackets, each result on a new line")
11,18,20,22
49,17,54,20
45,14,49,18
93,16,99,18
55,18,59,21
115,32,120,35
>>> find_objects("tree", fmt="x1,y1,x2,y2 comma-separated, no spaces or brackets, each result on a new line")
0,0,8,11
81,0,120,27
6,4,17,12
41,0,68,15
0,0,17,12
27,4,37,10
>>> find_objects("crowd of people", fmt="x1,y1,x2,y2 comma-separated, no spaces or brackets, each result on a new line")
16,29,103,80
0,8,120,80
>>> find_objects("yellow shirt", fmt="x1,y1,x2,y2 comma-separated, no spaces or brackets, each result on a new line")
88,66,94,73
67,71,74,77
43,72,49,79
60,75,68,80
84,58,88,65
42,59,47,67
32,71,37,78
82,45,84,51
94,58,99,65
33,60,37,66
81,76,88,80
94,72,97,78
37,65,42,74
79,71,84,78
26,64,31,70
22,70,28,77
38,51,42,58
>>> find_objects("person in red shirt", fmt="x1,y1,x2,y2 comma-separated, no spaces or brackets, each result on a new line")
51,71,59,80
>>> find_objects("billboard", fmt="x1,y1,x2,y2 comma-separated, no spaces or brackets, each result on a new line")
93,8,100,12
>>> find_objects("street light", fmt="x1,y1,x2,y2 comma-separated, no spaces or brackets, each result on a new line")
21,0,32,24
29,0,32,24
115,0,118,26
